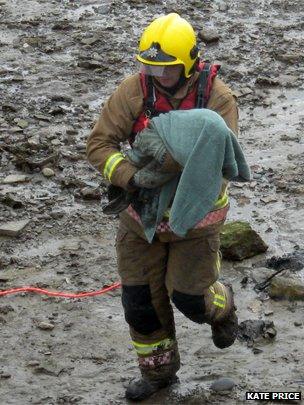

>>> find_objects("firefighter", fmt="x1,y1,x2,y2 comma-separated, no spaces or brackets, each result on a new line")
87,13,239,402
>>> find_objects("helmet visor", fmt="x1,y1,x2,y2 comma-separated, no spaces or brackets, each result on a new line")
139,63,170,77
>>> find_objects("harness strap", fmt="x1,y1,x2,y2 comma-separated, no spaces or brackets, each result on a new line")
145,75,156,118
196,62,211,108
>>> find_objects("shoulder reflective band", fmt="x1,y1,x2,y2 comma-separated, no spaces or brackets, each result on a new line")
132,338,175,356
103,152,124,181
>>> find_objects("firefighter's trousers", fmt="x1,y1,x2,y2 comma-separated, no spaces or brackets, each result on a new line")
116,212,231,382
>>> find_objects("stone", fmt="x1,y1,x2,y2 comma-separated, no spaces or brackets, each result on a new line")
256,76,280,86
81,37,99,46
233,87,253,98
220,221,268,260
260,196,278,204
0,372,11,379
50,209,65,219
276,52,303,63
210,377,235,392
77,60,106,70
37,322,55,330
238,320,277,343
0,220,30,237
80,186,101,200
198,28,220,44
34,114,51,122
266,250,304,272
16,119,29,129
218,3,229,11
2,174,29,184
269,276,304,301
42,168,55,177
3,194,23,209
27,135,41,147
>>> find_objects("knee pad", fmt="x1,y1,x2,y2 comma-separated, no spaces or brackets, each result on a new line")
122,285,162,335
172,290,207,324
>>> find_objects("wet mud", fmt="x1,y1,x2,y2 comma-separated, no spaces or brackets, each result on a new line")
0,0,304,404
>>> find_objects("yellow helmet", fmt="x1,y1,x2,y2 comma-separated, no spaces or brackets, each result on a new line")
137,13,199,78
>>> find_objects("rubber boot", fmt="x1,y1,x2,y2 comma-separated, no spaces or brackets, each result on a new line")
211,285,238,349
125,375,178,402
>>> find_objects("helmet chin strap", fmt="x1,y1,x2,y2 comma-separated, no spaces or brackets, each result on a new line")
154,73,188,96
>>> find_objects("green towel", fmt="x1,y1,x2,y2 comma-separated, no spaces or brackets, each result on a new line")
131,108,251,242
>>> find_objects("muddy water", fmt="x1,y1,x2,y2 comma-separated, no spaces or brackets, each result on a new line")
0,0,304,404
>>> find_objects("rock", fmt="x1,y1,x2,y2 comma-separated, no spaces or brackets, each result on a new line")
238,319,277,344
81,37,99,46
220,221,268,260
0,305,14,314
52,21,73,31
50,209,65,219
198,28,220,43
34,114,51,122
275,52,303,63
256,76,280,86
51,94,73,103
2,174,29,184
0,372,11,379
27,135,41,147
16,119,29,129
266,250,304,272
51,138,61,146
233,87,253,98
80,186,101,200
37,322,55,330
210,377,235,392
94,5,111,14
32,361,64,376
260,195,278,204
218,3,229,11
27,361,40,367
0,193,22,210
264,310,274,317
77,60,107,70
269,276,304,301
42,168,55,177
2,103,17,112
0,220,30,237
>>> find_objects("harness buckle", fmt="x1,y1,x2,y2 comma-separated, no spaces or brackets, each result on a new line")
144,109,152,119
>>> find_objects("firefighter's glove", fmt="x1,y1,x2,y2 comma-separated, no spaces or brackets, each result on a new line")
132,129,182,173
102,184,135,215
132,159,177,189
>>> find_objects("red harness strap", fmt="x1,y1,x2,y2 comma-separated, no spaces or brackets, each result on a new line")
130,61,220,142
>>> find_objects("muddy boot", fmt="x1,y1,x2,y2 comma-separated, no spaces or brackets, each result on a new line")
204,282,239,349
210,284,238,349
125,375,178,402
211,304,238,349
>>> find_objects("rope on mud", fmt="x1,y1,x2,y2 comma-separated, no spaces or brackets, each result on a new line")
0,282,121,299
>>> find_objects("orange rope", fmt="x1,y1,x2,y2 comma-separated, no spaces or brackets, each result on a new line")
0,282,121,299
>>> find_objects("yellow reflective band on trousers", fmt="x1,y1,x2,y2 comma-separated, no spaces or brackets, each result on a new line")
213,293,226,308
132,338,175,356
209,285,226,309
103,152,124,181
